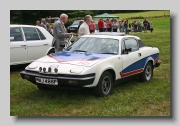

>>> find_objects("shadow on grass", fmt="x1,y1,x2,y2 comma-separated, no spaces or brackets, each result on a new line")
10,63,30,72
21,86,96,102
21,77,144,102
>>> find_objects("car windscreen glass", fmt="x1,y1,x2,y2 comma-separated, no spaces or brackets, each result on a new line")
72,20,80,25
65,37,119,54
49,19,59,23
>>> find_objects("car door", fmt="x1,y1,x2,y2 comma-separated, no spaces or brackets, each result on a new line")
120,38,143,78
22,27,49,62
10,27,27,65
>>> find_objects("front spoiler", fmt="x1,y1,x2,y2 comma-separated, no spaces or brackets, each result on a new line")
154,60,161,68
20,71,95,88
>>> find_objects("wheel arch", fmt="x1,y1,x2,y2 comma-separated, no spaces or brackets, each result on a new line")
101,68,116,84
46,47,55,55
144,56,154,69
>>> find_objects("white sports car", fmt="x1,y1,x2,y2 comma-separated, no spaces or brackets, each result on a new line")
20,32,161,97
10,25,55,65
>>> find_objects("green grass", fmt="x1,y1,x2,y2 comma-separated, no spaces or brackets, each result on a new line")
10,12,170,116
113,10,170,20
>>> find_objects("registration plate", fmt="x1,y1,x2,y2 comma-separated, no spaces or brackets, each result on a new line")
35,77,58,85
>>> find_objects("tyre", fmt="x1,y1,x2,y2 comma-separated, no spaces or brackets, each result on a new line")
47,49,55,55
93,71,113,97
139,62,153,82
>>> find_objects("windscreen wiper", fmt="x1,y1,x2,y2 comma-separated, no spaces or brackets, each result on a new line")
73,50,87,52
99,52,117,55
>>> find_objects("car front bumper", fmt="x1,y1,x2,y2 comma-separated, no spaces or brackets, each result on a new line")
20,70,95,89
154,60,161,68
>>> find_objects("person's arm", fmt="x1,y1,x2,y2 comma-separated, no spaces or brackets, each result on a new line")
55,22,71,38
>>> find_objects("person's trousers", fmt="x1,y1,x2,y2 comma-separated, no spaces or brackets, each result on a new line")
99,28,104,32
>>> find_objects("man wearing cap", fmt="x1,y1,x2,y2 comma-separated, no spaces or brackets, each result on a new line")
78,15,92,37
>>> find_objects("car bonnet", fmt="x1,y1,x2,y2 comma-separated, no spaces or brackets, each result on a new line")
35,51,114,67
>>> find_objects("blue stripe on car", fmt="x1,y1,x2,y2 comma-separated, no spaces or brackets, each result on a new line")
122,53,159,74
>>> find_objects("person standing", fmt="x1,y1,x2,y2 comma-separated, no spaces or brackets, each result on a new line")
40,18,47,30
78,15,92,37
103,20,107,32
150,23,154,33
106,18,112,32
98,18,104,32
89,20,95,33
51,13,73,52
124,20,128,34
120,20,124,32
143,19,148,33
112,19,119,32
36,20,40,26
45,18,51,33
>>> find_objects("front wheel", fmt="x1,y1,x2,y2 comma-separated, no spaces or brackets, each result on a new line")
139,62,153,82
93,71,113,97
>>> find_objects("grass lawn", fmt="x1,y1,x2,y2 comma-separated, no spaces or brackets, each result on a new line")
113,10,170,20
10,14,170,116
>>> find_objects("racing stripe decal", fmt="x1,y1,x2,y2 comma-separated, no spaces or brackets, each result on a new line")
48,54,61,63
154,57,159,64
120,68,144,78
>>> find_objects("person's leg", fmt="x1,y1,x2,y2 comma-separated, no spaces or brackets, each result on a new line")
125,26,127,34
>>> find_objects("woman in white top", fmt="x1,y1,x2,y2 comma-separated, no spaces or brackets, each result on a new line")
112,19,119,32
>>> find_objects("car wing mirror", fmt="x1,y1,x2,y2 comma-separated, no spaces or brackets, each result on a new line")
125,48,132,52
10,36,14,41
123,48,132,54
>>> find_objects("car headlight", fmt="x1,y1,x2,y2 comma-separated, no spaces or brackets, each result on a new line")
28,62,40,69
70,67,84,73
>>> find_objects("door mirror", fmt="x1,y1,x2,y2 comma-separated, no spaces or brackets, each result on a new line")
125,48,132,52
123,48,132,54
10,36,14,41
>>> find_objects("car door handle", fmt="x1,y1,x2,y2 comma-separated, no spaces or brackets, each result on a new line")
138,53,141,57
43,44,48,45
21,45,26,46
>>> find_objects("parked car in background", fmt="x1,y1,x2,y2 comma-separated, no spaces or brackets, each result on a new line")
47,17,59,28
67,20,83,33
20,32,161,97
10,25,55,65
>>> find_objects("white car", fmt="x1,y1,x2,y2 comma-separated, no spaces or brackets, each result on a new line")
10,25,54,65
20,32,161,97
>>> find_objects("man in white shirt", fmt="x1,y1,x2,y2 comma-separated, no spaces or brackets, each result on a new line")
78,15,92,37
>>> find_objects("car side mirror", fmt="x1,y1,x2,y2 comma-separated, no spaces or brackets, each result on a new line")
10,36,14,41
122,48,132,54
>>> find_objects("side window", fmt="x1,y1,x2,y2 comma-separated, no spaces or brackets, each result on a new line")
138,39,145,48
10,27,23,41
23,27,40,41
122,39,139,54
37,28,46,40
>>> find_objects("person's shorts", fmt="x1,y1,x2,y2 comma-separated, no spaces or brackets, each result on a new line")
144,26,147,29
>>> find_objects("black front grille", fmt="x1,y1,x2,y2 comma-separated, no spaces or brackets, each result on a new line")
25,70,95,78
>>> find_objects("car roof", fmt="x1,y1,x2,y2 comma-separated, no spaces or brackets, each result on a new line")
10,24,41,28
48,17,59,19
82,32,140,40
93,32,126,36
